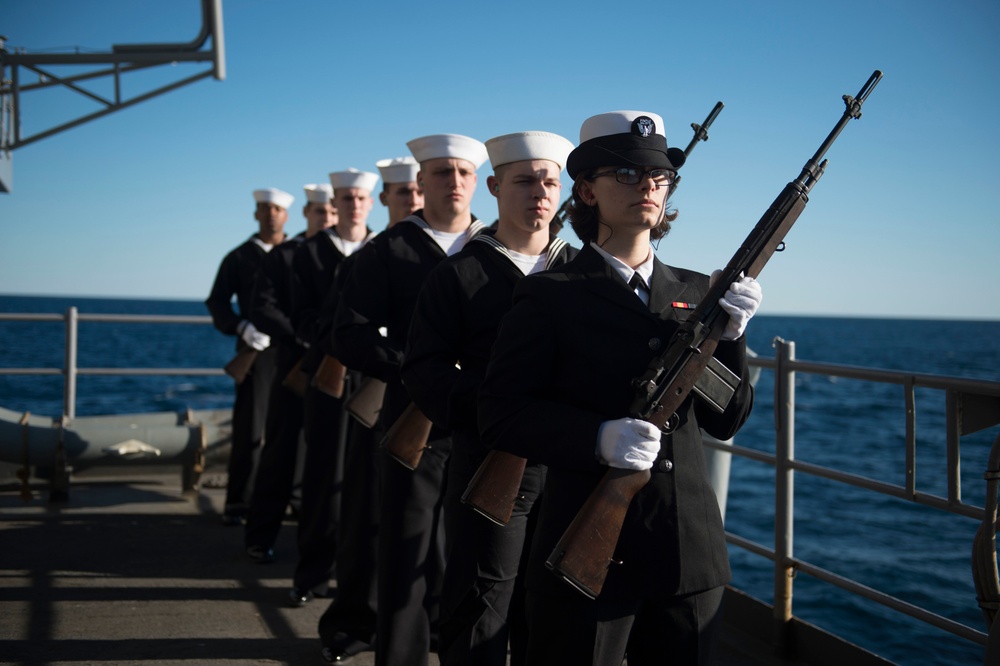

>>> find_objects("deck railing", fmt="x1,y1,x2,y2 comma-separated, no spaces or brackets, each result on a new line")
0,307,225,420
713,336,1000,657
2,309,999,659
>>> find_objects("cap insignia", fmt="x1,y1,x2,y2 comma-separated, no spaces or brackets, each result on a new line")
632,116,656,138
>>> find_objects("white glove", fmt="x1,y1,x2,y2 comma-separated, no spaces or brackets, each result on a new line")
711,271,762,341
595,417,661,470
238,320,271,351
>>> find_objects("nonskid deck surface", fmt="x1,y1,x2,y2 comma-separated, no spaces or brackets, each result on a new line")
0,465,348,666
0,466,775,666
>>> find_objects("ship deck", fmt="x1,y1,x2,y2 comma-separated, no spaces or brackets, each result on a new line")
0,464,881,666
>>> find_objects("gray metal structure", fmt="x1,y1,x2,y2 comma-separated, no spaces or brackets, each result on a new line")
0,0,225,193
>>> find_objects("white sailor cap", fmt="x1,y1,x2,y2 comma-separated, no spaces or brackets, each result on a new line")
253,188,295,210
406,134,489,169
328,168,380,193
376,157,420,184
566,110,686,179
485,131,575,171
303,183,333,204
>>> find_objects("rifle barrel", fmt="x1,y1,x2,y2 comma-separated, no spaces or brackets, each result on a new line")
797,70,883,194
683,101,724,156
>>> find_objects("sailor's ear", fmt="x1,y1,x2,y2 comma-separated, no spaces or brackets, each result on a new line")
575,179,596,206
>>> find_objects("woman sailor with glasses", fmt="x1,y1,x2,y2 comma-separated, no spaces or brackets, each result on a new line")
478,110,762,665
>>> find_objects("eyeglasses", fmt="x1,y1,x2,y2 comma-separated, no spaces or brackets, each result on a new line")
591,167,676,187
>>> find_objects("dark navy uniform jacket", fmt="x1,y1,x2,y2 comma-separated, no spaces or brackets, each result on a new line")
291,228,373,373
205,234,275,348
402,232,577,484
250,232,305,347
331,212,485,434
478,244,754,601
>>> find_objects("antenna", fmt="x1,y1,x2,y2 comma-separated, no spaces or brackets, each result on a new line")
0,0,226,193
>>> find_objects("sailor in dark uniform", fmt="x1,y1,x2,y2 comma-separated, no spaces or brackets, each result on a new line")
478,111,763,666
317,156,424,663
331,134,489,666
205,187,291,526
375,156,426,228
402,131,577,666
288,169,379,605
243,184,337,565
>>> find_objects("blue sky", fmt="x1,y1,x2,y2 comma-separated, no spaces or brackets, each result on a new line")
1,0,998,320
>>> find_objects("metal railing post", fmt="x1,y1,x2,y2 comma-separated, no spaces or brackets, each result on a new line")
772,337,796,654
946,389,962,505
64,306,78,420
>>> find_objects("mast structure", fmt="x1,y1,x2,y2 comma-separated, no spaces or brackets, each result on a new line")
0,0,226,193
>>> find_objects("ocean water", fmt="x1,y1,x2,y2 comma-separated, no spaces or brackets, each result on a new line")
1,295,998,666
0,295,234,418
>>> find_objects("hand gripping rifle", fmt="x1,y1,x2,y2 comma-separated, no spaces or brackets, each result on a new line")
545,71,883,599
462,101,726,526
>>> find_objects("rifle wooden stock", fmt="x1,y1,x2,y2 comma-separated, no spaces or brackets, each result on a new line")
312,354,347,398
281,356,309,397
381,402,433,470
544,467,651,599
461,450,527,525
345,377,386,429
547,72,882,598
224,347,258,385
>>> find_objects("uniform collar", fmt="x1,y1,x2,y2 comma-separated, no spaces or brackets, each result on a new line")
588,241,654,289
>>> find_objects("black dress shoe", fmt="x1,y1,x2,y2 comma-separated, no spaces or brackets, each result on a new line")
320,634,370,663
287,587,314,607
246,545,275,564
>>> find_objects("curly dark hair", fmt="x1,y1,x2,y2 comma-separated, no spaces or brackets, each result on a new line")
566,173,678,245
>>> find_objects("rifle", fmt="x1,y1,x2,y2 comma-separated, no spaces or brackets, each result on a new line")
669,100,724,196
281,355,309,397
345,376,387,429
312,354,347,398
461,449,527,525
224,347,258,385
545,71,883,600
462,101,727,525
381,402,434,470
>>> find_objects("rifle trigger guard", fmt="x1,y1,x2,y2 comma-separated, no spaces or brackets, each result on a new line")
659,413,679,434
775,242,786,252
